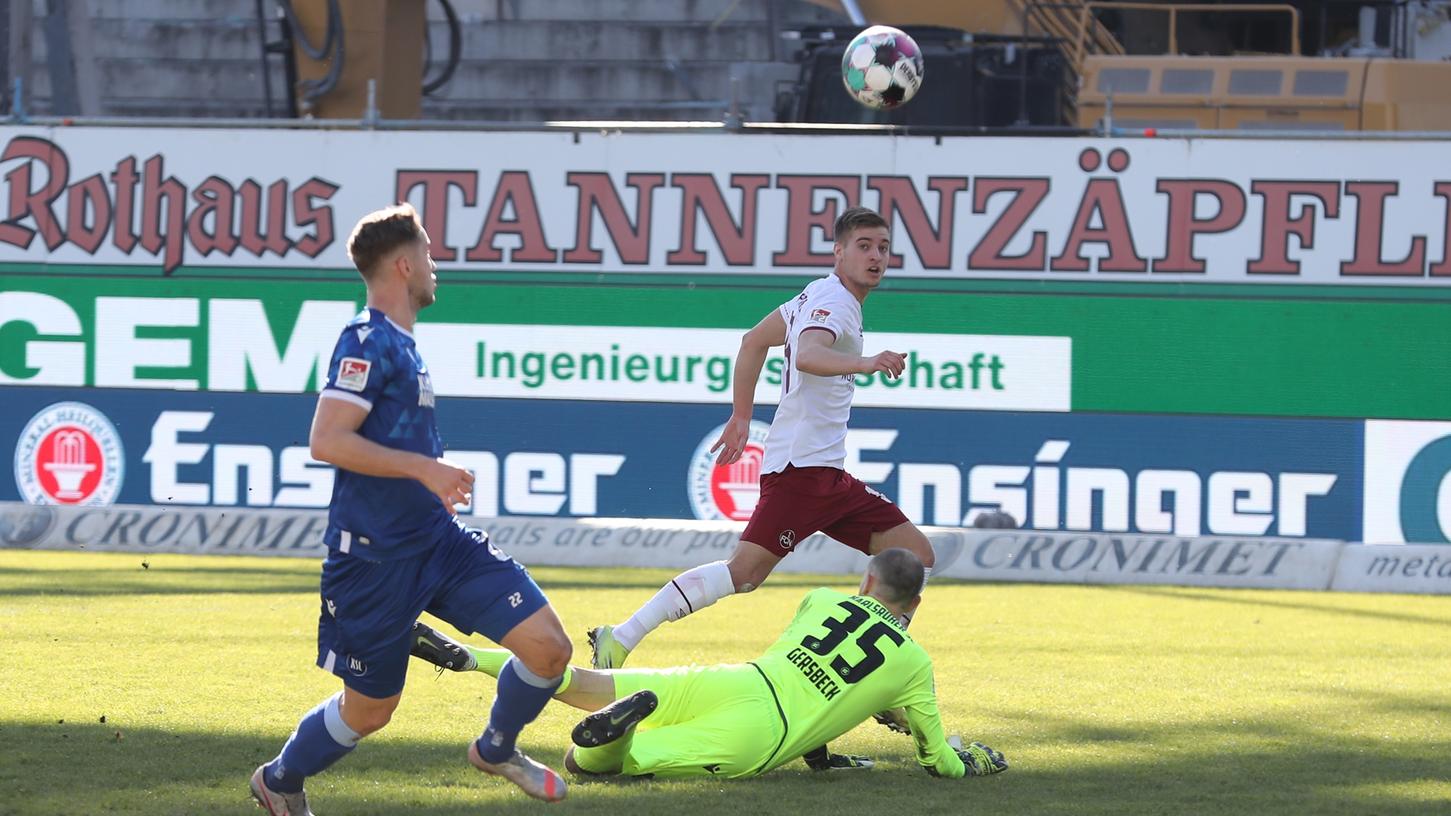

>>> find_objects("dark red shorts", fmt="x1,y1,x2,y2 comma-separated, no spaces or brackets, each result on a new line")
740,465,910,558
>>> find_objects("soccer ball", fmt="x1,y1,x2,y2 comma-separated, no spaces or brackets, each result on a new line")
841,26,925,110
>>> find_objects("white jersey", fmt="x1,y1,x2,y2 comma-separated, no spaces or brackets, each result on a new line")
762,274,863,474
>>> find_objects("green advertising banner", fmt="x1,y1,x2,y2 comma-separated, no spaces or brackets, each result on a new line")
2,271,1446,420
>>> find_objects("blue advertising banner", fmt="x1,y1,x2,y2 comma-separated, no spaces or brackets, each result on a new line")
4,388,1363,540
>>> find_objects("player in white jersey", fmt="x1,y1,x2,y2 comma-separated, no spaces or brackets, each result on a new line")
588,208,936,764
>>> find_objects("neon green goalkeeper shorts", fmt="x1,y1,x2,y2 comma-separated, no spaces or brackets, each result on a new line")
573,663,786,779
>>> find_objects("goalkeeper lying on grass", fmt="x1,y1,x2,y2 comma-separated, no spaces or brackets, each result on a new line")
411,548,1009,780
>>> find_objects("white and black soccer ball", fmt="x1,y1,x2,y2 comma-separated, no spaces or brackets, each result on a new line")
840,25,925,110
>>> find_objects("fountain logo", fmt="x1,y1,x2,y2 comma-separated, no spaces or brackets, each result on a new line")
687,420,772,521
14,402,125,506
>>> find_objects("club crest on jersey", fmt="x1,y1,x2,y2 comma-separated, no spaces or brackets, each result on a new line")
14,402,125,506
336,357,371,391
810,308,831,323
687,420,773,521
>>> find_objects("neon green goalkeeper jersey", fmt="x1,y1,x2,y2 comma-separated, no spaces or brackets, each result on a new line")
752,588,966,778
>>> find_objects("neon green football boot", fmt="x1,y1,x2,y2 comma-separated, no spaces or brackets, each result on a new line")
587,625,631,669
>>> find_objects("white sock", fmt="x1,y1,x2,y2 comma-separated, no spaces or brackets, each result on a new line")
613,560,735,651
322,693,362,747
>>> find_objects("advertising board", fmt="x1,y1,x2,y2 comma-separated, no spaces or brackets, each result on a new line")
5,388,1363,540
2,127,1451,286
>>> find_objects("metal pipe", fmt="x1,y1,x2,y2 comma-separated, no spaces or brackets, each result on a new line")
67,0,100,115
8,0,32,115
254,0,275,117
1074,3,1091,83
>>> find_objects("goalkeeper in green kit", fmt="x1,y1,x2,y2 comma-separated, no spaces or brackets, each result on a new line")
410,548,1008,780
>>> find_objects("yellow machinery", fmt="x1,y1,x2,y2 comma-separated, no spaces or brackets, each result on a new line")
1078,54,1451,131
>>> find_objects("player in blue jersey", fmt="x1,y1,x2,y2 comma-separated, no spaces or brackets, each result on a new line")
250,203,573,814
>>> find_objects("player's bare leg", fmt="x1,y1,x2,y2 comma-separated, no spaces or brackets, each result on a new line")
868,522,935,575
724,539,783,592
500,605,573,679
549,667,619,710
338,687,401,736
589,540,777,668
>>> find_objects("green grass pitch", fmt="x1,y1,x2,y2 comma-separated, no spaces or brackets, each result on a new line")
1,549,1448,815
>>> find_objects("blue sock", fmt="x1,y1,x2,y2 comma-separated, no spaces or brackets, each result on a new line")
264,693,362,793
476,658,561,763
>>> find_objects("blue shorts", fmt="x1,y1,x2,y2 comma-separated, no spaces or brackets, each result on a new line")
314,521,548,698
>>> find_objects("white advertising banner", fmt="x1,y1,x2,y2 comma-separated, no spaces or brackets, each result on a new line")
419,324,1071,411
928,529,1343,590
1331,544,1451,594
0,502,1362,593
1,126,1449,285
1362,420,1451,544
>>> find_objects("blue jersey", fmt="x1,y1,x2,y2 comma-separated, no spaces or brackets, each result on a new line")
319,308,452,560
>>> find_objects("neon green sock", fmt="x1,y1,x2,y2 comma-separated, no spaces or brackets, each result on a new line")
466,647,574,694
466,647,510,677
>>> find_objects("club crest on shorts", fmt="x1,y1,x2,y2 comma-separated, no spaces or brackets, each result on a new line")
14,402,125,506
778,529,797,549
687,420,772,521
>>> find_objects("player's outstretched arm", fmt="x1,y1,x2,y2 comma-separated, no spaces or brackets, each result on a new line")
311,395,474,508
794,329,905,379
904,697,968,778
901,683,1008,778
711,309,786,465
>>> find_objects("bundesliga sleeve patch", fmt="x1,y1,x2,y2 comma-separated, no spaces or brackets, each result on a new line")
335,357,371,392
810,308,832,323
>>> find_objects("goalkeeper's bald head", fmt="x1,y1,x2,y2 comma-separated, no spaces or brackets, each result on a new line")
866,547,925,605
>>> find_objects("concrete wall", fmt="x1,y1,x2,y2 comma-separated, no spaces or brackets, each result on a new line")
13,0,845,120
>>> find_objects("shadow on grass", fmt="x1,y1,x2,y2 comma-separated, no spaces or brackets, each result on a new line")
0,719,892,816
1292,683,1451,722
0,563,853,599
1100,584,1451,629
0,565,322,597
3,696,1448,816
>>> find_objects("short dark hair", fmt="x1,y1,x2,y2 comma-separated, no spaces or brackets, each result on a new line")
868,547,925,604
832,207,889,244
347,203,425,279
